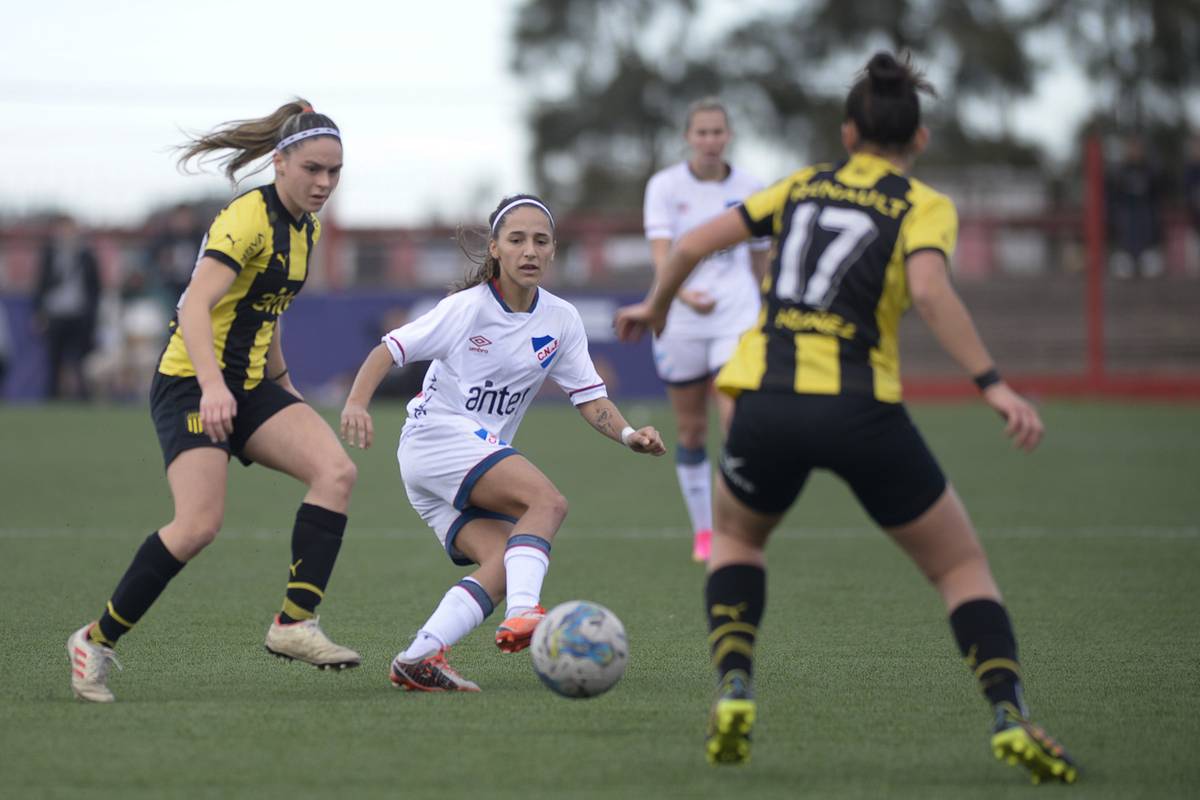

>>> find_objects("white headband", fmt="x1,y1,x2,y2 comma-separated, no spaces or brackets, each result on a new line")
276,126,340,152
490,198,555,236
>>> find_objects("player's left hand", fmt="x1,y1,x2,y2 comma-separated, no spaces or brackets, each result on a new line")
982,382,1044,452
627,425,666,456
679,289,716,315
614,301,668,341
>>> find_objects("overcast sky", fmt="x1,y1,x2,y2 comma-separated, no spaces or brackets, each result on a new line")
2,0,1102,228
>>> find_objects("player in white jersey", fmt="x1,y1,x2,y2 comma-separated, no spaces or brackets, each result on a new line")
643,98,772,562
341,194,666,691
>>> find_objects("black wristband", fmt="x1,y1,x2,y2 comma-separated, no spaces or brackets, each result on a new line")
972,367,1001,391
270,368,289,382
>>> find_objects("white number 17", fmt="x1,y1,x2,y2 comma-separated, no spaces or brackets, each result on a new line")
776,202,877,309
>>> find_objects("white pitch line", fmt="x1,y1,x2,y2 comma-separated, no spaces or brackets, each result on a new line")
0,525,1197,541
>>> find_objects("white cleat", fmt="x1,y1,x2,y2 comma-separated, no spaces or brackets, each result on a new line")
264,615,361,670
67,623,122,703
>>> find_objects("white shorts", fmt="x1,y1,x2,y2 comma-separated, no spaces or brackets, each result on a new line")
397,417,519,565
652,332,741,385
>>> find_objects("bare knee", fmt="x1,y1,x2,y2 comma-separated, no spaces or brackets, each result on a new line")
314,454,357,505
542,490,569,526
162,513,223,560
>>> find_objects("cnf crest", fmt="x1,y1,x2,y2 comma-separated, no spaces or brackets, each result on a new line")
532,335,559,369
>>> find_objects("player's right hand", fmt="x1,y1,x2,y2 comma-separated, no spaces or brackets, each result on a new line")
199,382,237,443
982,383,1044,452
340,402,373,450
614,300,668,341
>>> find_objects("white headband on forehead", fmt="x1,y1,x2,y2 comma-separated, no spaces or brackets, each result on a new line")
490,198,555,236
275,126,340,152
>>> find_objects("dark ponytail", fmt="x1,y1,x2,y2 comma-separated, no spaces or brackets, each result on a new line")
452,193,555,293
176,98,340,183
844,52,936,151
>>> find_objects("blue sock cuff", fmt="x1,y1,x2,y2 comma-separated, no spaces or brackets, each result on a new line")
456,578,495,618
506,534,551,555
676,444,708,465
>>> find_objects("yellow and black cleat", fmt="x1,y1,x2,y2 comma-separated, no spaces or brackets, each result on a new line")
991,704,1080,785
706,671,756,765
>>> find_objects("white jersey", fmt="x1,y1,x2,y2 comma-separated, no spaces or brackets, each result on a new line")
381,282,608,444
643,161,770,339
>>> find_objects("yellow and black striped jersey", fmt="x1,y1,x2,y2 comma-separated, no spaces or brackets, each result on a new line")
157,184,320,390
716,151,957,403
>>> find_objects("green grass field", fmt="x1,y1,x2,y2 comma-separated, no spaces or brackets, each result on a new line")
2,400,1198,799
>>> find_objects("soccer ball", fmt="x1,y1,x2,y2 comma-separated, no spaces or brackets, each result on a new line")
530,600,628,699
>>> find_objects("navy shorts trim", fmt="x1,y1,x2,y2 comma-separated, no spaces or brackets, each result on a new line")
453,447,519,510
149,372,303,470
445,508,519,565
719,391,948,528
662,370,716,388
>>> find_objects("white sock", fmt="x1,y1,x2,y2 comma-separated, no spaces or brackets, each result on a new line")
503,534,551,617
401,578,492,660
676,446,712,535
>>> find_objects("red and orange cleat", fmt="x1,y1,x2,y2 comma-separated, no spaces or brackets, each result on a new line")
494,604,546,653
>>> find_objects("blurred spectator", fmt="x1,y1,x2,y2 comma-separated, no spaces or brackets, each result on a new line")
1185,134,1200,274
0,301,11,396
146,202,201,305
1106,134,1164,279
373,306,429,399
33,214,100,399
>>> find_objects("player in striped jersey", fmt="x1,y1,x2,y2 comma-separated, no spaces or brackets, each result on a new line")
341,194,666,691
67,100,361,704
617,53,1078,783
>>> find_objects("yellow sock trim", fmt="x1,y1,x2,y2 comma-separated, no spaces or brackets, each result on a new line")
286,581,325,599
282,598,315,621
711,637,754,668
975,658,1022,680
89,626,115,646
708,622,757,645
106,601,134,629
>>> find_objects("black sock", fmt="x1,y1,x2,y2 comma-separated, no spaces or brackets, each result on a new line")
949,598,1026,713
279,503,347,624
93,532,185,646
705,564,766,682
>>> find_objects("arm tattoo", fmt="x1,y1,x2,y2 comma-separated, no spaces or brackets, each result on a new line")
591,405,617,437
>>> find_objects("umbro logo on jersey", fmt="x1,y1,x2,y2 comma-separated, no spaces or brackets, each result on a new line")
532,335,559,369
469,335,492,353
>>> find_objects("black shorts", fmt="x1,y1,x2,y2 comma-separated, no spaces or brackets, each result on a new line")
719,391,947,528
149,372,303,470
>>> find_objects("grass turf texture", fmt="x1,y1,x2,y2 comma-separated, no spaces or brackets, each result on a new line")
1,400,1198,799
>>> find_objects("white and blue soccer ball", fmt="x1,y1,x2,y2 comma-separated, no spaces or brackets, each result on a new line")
530,600,628,699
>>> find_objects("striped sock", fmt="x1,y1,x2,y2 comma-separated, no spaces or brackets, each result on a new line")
503,534,551,616
279,503,346,624
403,578,494,660
949,598,1026,714
705,564,766,681
93,531,185,646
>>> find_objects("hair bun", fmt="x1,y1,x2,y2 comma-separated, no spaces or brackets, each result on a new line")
867,52,906,92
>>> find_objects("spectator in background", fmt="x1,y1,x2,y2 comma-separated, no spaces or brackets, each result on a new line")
1107,133,1164,279
33,214,101,400
147,202,202,304
0,300,11,396
1185,134,1200,274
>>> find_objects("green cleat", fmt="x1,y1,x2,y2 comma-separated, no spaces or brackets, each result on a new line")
706,670,756,765
990,702,1079,785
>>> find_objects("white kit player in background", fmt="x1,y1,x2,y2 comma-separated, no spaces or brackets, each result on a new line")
643,97,772,563
339,194,666,692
